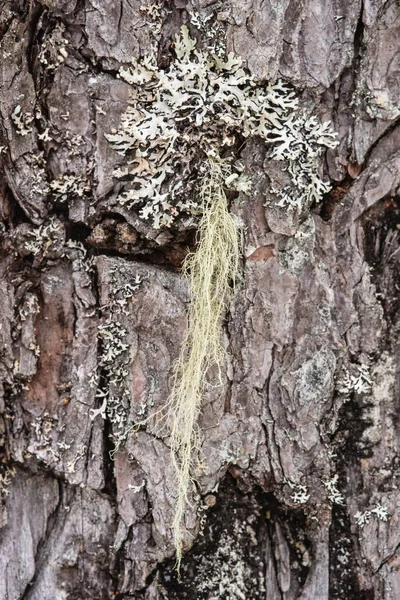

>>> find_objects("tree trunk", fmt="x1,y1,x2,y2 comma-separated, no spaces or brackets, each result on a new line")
1,1,400,598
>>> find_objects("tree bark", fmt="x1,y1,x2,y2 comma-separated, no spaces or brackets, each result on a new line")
1,1,400,598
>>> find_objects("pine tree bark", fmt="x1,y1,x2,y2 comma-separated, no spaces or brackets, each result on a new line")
1,1,400,598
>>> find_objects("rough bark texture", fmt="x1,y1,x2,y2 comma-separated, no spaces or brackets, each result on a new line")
1,1,400,598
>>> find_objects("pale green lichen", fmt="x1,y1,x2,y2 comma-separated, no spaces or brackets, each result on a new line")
164,156,240,568
49,173,90,203
106,25,338,229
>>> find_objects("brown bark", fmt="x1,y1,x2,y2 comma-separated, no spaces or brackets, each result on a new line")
1,1,400,598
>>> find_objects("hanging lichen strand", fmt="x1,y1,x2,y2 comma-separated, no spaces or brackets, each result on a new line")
167,157,240,568
106,24,338,568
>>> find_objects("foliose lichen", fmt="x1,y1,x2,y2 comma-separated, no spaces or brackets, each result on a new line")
106,25,338,229
90,266,142,450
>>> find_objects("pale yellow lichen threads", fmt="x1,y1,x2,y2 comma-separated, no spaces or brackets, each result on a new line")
166,157,240,571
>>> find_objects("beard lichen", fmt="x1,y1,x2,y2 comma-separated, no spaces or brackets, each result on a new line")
106,22,338,570
166,156,240,569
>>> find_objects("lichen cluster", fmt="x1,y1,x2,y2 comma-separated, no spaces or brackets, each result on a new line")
90,268,142,449
355,503,389,526
0,466,16,503
106,26,337,229
106,22,339,570
24,218,63,257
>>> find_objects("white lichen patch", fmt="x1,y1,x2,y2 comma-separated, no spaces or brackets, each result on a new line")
63,131,88,157
30,152,51,197
336,363,372,396
26,412,65,466
38,127,52,142
18,292,40,324
24,218,64,258
62,239,93,273
106,25,337,228
359,353,396,448
139,0,165,37
219,438,243,465
355,503,390,527
11,105,34,136
0,466,16,500
194,517,265,599
90,267,142,449
290,483,310,505
50,173,90,203
66,445,87,474
106,276,142,317
268,116,337,210
324,474,344,505
31,413,55,446
38,22,69,71
190,4,227,57
93,320,131,446
289,346,336,405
